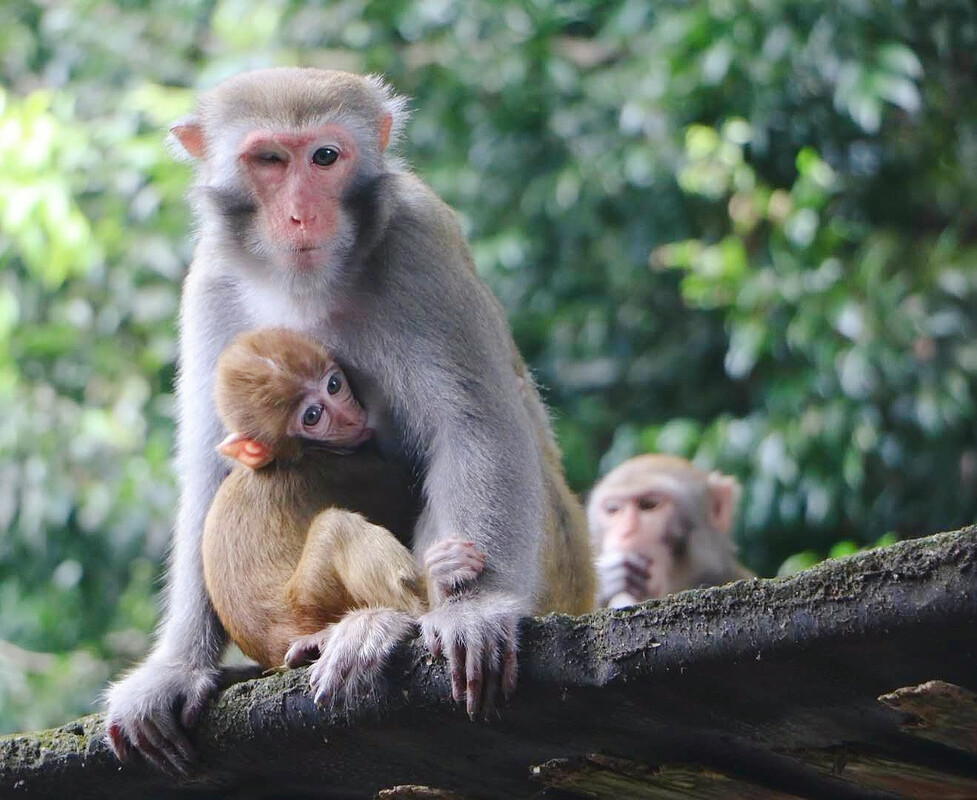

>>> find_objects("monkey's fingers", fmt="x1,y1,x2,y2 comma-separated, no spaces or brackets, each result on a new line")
471,620,518,718
598,550,652,575
425,540,486,576
598,552,653,603
285,628,332,668
422,625,444,660
107,723,134,761
597,564,635,601
477,636,506,720
448,637,467,703
135,718,194,777
464,628,491,719
310,644,358,707
133,727,174,776
499,619,518,700
482,659,500,719
429,552,487,589
180,670,219,730
428,550,487,577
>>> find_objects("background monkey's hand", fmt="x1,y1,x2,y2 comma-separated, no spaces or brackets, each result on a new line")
596,550,652,607
104,656,219,775
419,591,526,719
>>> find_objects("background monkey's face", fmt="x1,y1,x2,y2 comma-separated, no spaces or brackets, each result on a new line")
596,487,680,557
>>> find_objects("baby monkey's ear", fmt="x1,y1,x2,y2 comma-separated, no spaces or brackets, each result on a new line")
218,432,275,470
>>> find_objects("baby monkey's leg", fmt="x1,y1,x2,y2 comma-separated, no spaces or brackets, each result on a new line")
283,509,425,706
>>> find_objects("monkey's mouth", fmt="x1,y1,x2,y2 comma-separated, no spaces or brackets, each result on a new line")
283,245,327,272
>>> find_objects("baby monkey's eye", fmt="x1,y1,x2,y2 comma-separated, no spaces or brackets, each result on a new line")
326,374,343,395
638,497,660,511
302,404,323,427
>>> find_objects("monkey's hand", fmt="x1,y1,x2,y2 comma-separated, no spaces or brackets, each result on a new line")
103,656,219,775
419,591,526,719
596,550,652,607
284,608,417,709
423,538,486,605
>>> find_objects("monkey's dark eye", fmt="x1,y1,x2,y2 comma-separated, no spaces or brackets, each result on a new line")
638,497,659,511
326,373,343,395
302,404,323,427
312,147,339,166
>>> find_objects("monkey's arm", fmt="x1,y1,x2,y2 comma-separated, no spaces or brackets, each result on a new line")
412,349,547,715
104,268,241,774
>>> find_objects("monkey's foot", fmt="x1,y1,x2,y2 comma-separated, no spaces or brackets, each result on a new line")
424,539,486,602
104,657,219,776
283,628,331,669
290,609,417,708
419,592,527,720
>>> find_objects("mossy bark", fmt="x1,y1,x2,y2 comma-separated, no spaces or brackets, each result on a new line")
2,526,975,800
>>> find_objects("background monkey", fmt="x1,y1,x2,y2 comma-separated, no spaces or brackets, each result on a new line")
105,68,594,773
203,328,485,672
588,454,752,608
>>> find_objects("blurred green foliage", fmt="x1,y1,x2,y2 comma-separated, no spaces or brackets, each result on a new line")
1,0,975,733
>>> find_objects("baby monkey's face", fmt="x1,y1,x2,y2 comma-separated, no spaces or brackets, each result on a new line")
289,364,372,449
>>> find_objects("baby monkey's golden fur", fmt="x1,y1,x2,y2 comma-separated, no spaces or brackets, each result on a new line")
203,329,422,668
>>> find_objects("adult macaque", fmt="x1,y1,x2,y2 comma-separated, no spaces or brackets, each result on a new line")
105,68,594,773
588,454,752,608
203,328,484,671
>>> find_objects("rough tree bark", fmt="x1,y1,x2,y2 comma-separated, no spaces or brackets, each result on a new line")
2,526,976,800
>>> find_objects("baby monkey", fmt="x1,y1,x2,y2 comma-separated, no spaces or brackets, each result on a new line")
203,328,485,671
588,454,752,608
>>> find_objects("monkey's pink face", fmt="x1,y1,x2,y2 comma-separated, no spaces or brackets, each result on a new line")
598,490,674,556
290,365,372,449
239,125,359,270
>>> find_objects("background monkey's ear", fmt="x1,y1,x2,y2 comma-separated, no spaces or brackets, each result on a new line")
217,432,274,470
169,118,206,159
706,472,742,535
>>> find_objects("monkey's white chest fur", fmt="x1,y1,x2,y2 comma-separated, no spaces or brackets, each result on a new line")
240,279,325,334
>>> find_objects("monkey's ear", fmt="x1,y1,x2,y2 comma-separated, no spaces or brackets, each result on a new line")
170,118,206,160
218,432,274,470
378,114,393,152
706,472,742,535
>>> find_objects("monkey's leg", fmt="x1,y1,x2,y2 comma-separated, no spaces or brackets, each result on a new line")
285,508,424,619
283,509,424,706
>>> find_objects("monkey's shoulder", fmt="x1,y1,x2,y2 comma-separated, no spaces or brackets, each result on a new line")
379,172,469,256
